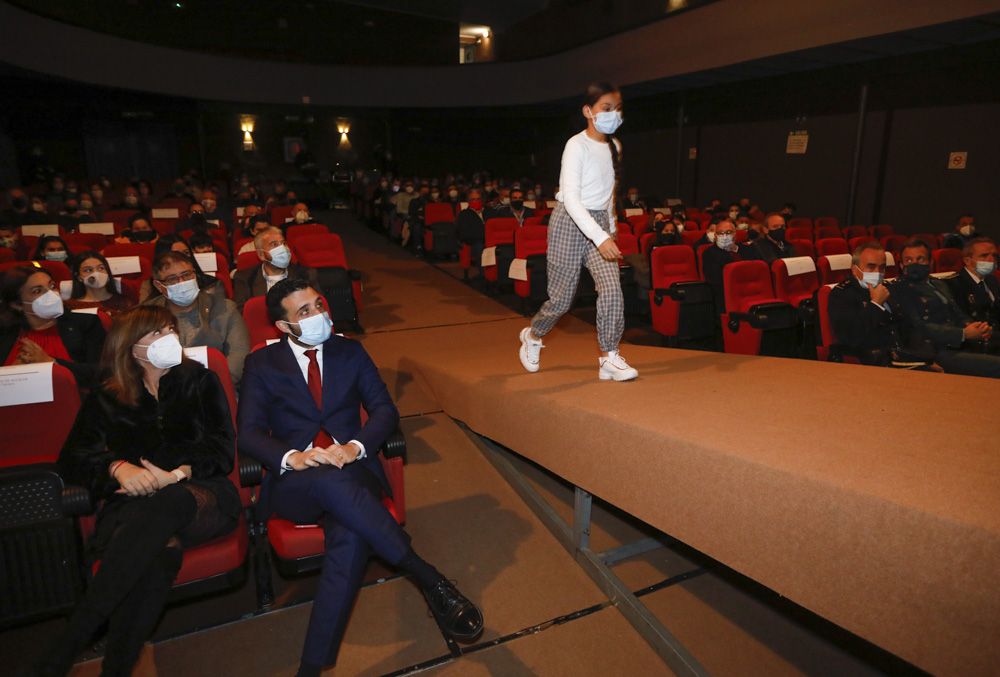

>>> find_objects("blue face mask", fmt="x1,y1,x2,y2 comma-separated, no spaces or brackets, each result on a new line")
164,277,199,307
592,110,623,135
268,244,291,269
44,250,68,262
287,311,332,346
975,260,996,277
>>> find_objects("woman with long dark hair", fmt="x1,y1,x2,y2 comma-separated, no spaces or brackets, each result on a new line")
66,250,133,317
38,305,240,676
518,81,638,381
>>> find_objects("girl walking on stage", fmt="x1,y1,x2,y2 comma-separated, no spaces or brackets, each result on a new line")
518,81,638,381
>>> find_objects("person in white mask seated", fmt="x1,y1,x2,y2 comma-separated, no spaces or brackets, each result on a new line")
232,226,318,313
66,250,134,317
0,264,106,387
143,251,249,385
38,305,240,677
33,235,72,263
290,201,319,226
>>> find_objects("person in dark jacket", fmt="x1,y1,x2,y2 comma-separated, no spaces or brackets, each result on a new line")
739,213,795,264
36,305,240,676
890,239,1000,378
701,220,742,313
0,264,105,388
456,189,487,265
946,237,999,352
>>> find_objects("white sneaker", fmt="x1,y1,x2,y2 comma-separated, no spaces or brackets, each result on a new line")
599,351,638,381
518,327,544,373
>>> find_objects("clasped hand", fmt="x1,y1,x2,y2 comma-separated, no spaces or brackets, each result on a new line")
114,458,183,496
287,443,359,471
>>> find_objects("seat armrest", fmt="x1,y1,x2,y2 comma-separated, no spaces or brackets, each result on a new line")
239,457,263,488
61,484,94,516
380,429,407,463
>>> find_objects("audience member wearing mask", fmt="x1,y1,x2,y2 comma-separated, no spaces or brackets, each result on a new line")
67,251,134,317
290,202,318,227
621,188,646,212
137,180,155,209
457,189,487,265
499,188,535,227
167,178,193,201
200,190,228,231
0,265,106,387
946,237,999,352
57,196,95,232
237,279,483,676
827,242,920,367
33,235,72,263
404,184,432,254
42,305,239,677
139,235,222,303
942,213,978,249
116,214,159,245
444,184,462,217
0,223,30,260
725,203,741,224
889,239,1000,378
623,221,680,302
701,220,742,313
233,226,318,312
77,192,99,222
703,198,723,215
238,216,274,256
740,213,795,264
238,205,264,237
144,252,250,385
178,203,210,234
695,223,718,247
113,186,147,214
90,182,109,212
188,232,217,255
1,188,42,227
268,180,290,207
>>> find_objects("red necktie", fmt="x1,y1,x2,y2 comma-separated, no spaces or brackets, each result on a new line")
305,349,334,449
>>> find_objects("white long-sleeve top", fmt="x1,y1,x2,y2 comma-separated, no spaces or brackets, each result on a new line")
555,130,620,246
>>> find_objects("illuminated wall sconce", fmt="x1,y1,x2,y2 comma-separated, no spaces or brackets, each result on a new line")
337,118,351,149
240,115,256,151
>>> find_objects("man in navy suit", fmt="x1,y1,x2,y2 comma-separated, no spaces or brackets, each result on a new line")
238,279,483,677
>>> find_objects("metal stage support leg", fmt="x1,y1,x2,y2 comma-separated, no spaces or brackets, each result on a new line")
460,423,709,677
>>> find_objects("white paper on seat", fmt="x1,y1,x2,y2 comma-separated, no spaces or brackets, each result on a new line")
236,207,245,217
182,346,209,367
106,256,141,276
72,307,99,315
206,219,220,226
21,224,60,237
481,246,497,267
826,254,853,271
653,207,670,215
59,279,73,300
79,222,115,235
885,252,896,266
265,338,281,346
546,200,558,209
784,256,816,276
151,208,179,219
194,252,218,272
460,201,469,211
624,208,644,218
508,258,528,281
0,362,54,406
931,271,957,280
523,200,536,209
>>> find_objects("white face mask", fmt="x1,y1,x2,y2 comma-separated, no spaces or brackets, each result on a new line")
44,250,68,262
294,211,309,224
715,233,734,249
268,244,291,269
84,271,109,289
859,270,884,287
29,289,64,319
285,311,332,346
959,225,975,237
135,333,183,369
975,260,995,277
163,277,199,307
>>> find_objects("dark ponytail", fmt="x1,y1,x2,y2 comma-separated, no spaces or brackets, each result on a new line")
584,81,622,204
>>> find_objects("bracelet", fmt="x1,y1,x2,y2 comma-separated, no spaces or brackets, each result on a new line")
109,460,127,479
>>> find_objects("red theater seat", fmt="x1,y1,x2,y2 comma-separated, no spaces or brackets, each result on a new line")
816,284,860,364
286,223,330,246
102,209,139,235
0,364,79,468
482,218,518,284
681,229,703,247
513,225,549,302
815,225,843,240
818,253,854,285
788,217,813,230
242,296,282,346
848,236,872,252
786,226,813,242
269,205,294,227
880,235,908,257
771,257,818,308
870,224,894,239
648,245,712,342
913,233,941,250
720,261,786,355
64,232,108,252
814,216,840,230
103,242,156,260
816,238,849,257
843,226,869,240
788,239,815,261
627,214,651,238
932,248,963,273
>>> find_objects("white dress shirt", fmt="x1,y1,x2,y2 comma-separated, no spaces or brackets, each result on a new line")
262,264,288,291
280,338,367,472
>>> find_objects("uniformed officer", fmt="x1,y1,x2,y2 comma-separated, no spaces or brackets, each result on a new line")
889,238,1000,378
739,213,796,264
829,242,903,365
946,237,999,352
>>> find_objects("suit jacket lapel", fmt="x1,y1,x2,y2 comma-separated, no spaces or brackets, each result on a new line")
321,337,339,415
274,338,321,414
253,268,267,298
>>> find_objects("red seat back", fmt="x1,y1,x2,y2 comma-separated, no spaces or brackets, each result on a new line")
102,242,155,260
818,254,854,285
788,239,815,261
870,224,894,238
880,235,907,255
424,203,455,224
816,238,849,257
848,236,872,252
913,233,941,250
650,245,698,288
514,225,548,259
292,233,347,269
681,229,702,247
639,232,657,259
814,216,839,230
269,205,294,227
627,214,651,237
696,243,713,280
788,217,813,230
286,223,330,245
843,226,868,240
0,364,80,467
64,232,108,252
786,226,813,241
243,296,281,346
771,257,818,307
816,284,837,361
102,209,139,235
724,260,777,313
932,248,963,273
615,233,638,257
815,225,843,240
484,218,518,247
523,215,545,227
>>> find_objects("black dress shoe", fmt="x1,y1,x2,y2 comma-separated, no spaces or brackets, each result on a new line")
422,579,484,642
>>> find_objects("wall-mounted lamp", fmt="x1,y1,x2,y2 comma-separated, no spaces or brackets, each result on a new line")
337,118,351,150
240,115,256,151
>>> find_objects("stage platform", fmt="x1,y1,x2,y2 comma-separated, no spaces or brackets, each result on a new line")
8,214,993,676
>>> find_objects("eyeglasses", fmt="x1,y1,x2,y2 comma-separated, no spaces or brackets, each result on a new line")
159,270,196,286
